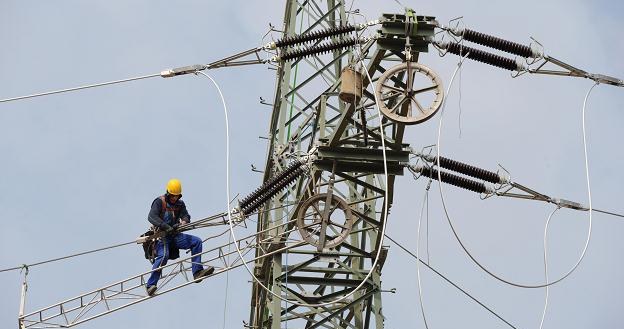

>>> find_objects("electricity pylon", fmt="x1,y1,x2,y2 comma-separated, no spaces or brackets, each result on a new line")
247,2,437,328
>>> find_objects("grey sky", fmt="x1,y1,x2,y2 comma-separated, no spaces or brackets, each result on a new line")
1,1,623,329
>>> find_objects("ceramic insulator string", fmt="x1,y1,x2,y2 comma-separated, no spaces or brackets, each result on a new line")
444,42,520,71
239,161,303,207
240,166,305,215
279,37,365,61
420,166,488,194
275,25,357,48
425,155,501,184
461,29,534,58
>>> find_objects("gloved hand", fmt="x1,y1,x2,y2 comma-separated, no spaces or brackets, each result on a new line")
172,223,181,230
162,224,174,234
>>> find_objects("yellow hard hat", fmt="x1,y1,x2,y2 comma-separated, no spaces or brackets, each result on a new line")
166,178,182,195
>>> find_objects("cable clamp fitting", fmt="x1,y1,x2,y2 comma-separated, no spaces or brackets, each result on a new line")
160,64,207,78
588,73,624,87
551,198,588,211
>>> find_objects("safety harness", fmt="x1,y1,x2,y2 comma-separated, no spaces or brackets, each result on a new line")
141,195,182,263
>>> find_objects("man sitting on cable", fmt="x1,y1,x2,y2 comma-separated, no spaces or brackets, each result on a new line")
145,178,214,296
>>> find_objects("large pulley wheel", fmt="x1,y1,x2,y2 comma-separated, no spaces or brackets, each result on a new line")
296,193,354,249
374,62,444,125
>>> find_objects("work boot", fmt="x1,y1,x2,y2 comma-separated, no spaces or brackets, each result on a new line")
193,266,215,283
146,285,157,296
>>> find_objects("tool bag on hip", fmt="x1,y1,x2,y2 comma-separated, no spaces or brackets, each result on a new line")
140,228,180,264
140,229,157,264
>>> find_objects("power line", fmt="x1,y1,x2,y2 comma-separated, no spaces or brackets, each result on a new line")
593,208,624,219
0,240,136,273
0,179,319,274
384,234,518,329
0,73,161,104
0,211,234,273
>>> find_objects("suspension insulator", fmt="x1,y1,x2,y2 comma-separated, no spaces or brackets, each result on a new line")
460,29,534,58
241,166,305,215
425,156,501,184
443,42,523,71
239,161,303,208
279,37,364,62
421,166,488,194
275,24,357,48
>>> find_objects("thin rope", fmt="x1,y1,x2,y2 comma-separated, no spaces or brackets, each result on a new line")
384,234,518,329
0,240,136,273
0,73,161,104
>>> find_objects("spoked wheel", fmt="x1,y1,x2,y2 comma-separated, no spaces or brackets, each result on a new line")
296,193,354,249
374,62,444,125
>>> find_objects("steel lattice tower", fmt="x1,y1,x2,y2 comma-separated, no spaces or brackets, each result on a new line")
249,1,435,328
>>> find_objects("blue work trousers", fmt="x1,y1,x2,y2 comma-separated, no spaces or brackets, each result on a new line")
147,233,204,287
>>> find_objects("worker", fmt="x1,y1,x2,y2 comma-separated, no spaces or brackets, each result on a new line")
145,178,214,296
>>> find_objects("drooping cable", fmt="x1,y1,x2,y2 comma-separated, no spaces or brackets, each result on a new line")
539,207,559,329
435,56,598,288
0,73,161,104
222,232,232,329
416,182,432,329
